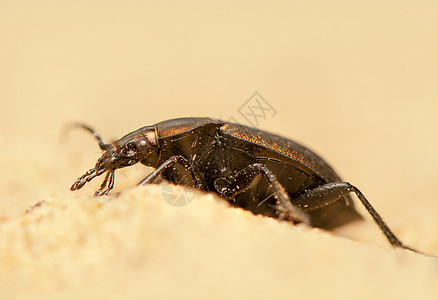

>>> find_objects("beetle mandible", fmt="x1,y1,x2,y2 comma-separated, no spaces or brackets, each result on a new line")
70,117,416,252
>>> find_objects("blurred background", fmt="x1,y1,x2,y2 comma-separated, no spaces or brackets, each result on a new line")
1,0,438,297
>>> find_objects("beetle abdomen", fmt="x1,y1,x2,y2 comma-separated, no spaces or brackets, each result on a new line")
218,121,363,229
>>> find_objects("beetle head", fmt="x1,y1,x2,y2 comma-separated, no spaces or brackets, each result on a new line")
70,125,159,193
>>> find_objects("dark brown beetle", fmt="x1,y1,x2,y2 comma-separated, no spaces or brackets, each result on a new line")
71,117,417,252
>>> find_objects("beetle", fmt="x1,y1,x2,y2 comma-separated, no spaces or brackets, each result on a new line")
70,117,416,252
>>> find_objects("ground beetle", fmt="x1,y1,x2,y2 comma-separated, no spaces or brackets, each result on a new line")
70,117,417,252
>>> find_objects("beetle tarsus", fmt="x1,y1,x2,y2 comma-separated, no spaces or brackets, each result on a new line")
293,181,414,250
93,170,115,196
346,184,406,249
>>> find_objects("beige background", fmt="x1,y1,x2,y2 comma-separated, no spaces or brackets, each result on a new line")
1,1,438,299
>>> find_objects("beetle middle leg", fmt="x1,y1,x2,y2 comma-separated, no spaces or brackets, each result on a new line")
94,170,115,196
214,163,309,224
138,155,204,189
293,182,415,250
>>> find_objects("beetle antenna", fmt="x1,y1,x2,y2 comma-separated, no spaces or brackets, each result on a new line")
70,123,110,150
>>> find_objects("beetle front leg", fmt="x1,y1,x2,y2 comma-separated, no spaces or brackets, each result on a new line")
214,163,309,224
293,182,415,250
94,170,115,196
138,155,204,189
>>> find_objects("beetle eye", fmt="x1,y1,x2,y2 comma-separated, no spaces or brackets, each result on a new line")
136,138,153,152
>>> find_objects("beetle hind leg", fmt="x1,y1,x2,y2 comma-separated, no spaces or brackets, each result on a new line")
214,163,309,224
293,182,417,251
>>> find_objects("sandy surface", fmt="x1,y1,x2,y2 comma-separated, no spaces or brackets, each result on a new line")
1,1,438,299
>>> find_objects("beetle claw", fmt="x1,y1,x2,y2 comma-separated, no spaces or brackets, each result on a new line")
94,189,110,197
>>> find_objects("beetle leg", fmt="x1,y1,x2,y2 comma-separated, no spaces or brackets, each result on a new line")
94,170,115,196
138,155,204,189
293,182,415,250
215,163,309,224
